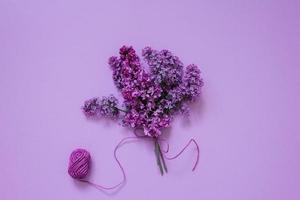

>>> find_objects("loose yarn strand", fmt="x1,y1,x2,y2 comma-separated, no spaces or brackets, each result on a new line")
159,140,169,153
68,135,200,191
163,139,200,171
80,136,140,190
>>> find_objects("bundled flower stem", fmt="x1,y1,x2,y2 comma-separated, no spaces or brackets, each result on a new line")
154,138,168,175
82,46,203,174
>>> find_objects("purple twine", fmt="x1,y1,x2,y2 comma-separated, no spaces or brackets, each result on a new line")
163,139,200,171
68,136,145,190
68,134,199,190
68,149,91,179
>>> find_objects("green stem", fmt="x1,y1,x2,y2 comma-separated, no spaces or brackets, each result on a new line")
117,108,127,113
157,141,168,173
154,139,164,175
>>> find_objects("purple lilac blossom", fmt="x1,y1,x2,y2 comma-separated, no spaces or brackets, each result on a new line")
82,95,119,118
142,47,184,89
183,64,203,100
84,46,203,138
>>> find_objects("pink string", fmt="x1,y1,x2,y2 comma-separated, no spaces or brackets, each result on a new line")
160,141,170,153
134,128,200,171
80,136,140,190
163,139,200,171
78,131,199,190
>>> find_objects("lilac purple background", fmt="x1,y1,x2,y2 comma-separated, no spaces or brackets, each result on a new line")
1,0,300,199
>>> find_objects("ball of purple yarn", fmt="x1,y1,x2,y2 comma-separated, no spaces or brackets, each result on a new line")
68,148,91,179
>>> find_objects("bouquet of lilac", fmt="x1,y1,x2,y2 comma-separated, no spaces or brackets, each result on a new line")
83,46,203,175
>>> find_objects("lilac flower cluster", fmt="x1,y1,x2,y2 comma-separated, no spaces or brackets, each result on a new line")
142,47,184,89
83,95,119,119
82,46,203,138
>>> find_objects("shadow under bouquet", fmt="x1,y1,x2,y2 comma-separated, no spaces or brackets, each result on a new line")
82,45,203,175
